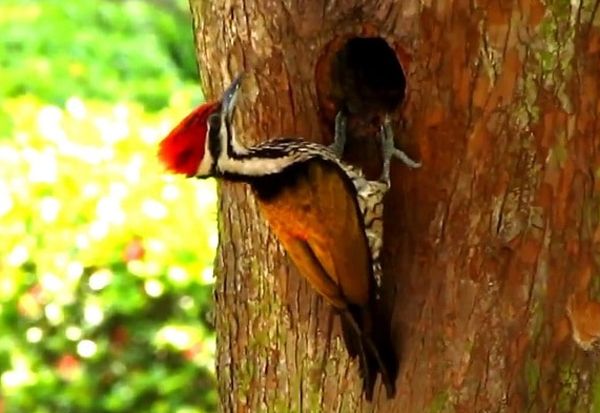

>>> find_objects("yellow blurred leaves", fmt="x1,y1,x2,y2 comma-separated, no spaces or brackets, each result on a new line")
0,94,218,313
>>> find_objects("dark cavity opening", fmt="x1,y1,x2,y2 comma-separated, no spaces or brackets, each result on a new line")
331,37,406,115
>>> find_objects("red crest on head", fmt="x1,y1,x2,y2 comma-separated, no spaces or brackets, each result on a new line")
157,101,220,177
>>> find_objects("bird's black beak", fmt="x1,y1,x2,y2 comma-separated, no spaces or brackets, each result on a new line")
221,73,243,119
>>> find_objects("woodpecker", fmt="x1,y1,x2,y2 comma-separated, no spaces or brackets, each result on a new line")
158,75,420,400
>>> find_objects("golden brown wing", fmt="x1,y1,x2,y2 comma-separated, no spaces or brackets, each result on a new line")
273,230,346,308
255,160,371,309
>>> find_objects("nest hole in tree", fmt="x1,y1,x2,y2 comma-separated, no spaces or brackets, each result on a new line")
316,36,407,125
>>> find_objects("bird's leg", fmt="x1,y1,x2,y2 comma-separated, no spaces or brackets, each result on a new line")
379,115,421,185
329,111,347,157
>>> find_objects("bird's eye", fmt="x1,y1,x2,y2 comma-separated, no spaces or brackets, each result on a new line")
208,113,221,130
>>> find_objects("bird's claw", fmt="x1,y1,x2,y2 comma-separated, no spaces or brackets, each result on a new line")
379,115,421,184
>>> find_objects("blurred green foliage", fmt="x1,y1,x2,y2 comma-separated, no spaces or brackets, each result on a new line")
0,95,218,413
0,1,218,412
0,0,200,110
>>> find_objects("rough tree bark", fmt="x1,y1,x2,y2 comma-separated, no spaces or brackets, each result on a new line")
188,0,600,411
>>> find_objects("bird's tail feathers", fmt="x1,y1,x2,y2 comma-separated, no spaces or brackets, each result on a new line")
340,305,397,401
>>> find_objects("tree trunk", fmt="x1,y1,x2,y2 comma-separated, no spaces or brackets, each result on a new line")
188,0,600,411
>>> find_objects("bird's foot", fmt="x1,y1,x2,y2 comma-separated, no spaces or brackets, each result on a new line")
379,115,421,184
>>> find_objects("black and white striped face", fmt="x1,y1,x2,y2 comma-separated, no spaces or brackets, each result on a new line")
191,110,219,177
194,75,244,177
